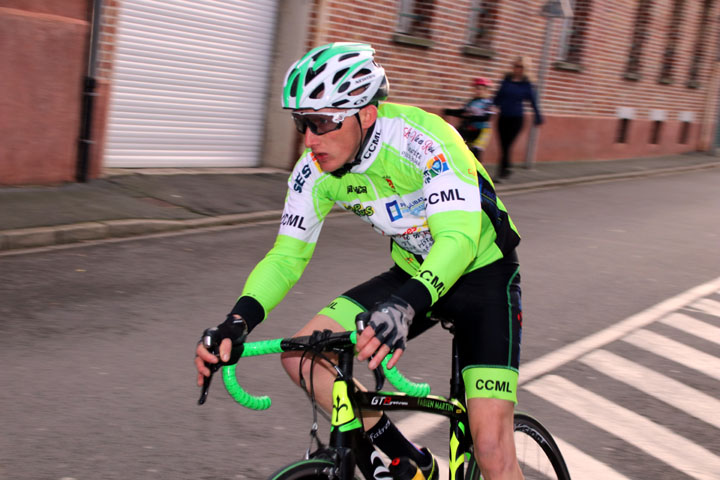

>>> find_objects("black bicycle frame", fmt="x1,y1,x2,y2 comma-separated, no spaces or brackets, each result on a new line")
326,336,473,479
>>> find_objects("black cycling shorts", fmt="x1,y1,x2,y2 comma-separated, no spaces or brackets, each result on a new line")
318,251,522,403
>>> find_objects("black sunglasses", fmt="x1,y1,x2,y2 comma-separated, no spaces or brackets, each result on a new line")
292,109,360,136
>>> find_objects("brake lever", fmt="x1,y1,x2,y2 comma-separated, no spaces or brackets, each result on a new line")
355,318,386,391
198,369,213,405
373,362,386,391
197,334,223,405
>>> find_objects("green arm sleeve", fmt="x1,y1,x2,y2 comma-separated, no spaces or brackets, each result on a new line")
239,234,316,318
412,209,481,304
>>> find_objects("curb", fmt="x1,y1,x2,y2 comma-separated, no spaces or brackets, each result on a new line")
496,161,720,194
0,211,283,252
1,161,718,252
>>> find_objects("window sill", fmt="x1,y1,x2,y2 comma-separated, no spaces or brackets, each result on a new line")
687,80,700,89
552,61,584,73
624,71,641,81
461,45,495,59
658,76,673,85
392,33,434,48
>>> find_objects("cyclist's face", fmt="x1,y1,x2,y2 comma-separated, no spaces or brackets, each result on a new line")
297,106,376,172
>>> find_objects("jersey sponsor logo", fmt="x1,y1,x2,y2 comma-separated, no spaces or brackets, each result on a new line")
427,188,466,205
419,269,446,295
475,379,514,394
385,197,425,222
423,153,449,183
345,203,374,217
362,129,382,159
386,200,403,221
402,145,424,167
280,213,307,230
403,127,436,154
393,229,434,255
293,163,313,193
347,185,368,194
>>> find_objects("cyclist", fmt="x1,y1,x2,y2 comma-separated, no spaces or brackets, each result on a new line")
195,42,524,480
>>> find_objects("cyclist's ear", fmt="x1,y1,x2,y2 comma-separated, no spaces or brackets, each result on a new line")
359,104,378,129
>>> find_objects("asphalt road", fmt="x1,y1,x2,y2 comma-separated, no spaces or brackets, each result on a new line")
1,169,718,480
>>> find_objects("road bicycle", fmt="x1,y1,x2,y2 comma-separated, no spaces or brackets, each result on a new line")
198,321,571,479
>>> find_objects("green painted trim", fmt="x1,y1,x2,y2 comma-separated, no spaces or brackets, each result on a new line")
338,418,363,432
506,266,520,366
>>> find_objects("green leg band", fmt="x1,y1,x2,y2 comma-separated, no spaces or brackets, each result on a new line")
317,295,367,331
462,366,518,404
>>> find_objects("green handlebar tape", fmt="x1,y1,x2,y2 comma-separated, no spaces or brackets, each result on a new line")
240,338,283,357
381,356,431,397
222,364,272,410
221,334,430,409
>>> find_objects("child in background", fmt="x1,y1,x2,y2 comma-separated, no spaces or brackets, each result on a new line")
444,77,494,162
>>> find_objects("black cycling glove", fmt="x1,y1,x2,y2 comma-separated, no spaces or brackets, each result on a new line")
356,295,415,351
201,315,248,366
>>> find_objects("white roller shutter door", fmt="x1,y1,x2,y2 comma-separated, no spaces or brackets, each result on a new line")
104,0,278,167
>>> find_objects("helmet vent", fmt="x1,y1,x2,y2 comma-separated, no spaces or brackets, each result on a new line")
305,64,326,85
339,53,359,61
338,81,350,93
333,99,349,107
333,68,348,84
289,76,299,97
309,84,324,99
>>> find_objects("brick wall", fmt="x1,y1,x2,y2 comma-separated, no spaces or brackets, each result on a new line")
0,1,90,185
302,0,720,164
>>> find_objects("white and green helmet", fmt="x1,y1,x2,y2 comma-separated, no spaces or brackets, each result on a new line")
282,42,389,110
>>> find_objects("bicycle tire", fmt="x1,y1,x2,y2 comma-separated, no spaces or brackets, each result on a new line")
268,459,334,479
268,458,363,480
466,412,571,479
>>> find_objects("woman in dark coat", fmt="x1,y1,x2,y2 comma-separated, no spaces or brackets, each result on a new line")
493,56,543,180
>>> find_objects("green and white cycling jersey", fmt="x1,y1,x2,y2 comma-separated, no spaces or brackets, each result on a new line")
240,102,519,319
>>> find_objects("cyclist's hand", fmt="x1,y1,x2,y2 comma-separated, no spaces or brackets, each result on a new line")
194,315,248,387
356,295,414,370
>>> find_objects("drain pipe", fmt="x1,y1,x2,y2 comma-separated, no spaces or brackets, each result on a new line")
76,0,105,182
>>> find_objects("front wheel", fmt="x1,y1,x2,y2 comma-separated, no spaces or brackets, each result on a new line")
268,459,334,479
467,412,571,479
268,458,363,480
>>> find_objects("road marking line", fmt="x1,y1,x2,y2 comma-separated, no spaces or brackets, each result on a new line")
622,329,720,381
395,418,634,480
687,298,720,318
396,277,720,471
554,437,631,480
519,276,720,385
395,413,445,440
525,375,720,480
580,349,720,429
659,312,720,345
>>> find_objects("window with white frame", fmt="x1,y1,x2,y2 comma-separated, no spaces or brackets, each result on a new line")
557,0,592,66
465,0,498,49
395,0,435,39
